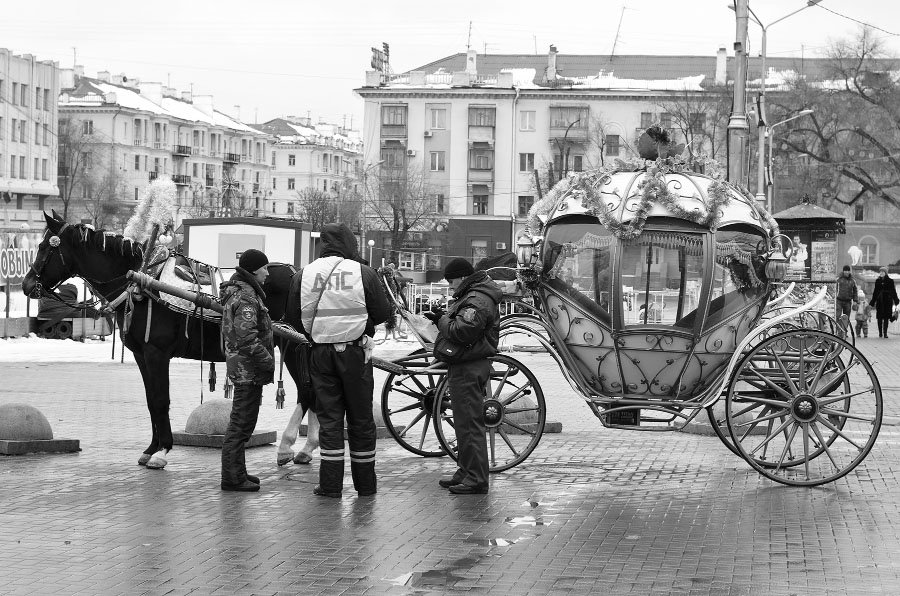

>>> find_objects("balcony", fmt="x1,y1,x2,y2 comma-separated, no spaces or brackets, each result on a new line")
173,145,192,157
223,152,239,164
149,171,159,181
467,169,494,183
241,154,251,162
133,138,145,147
153,141,165,150
467,125,495,142
549,124,589,141
172,174,191,186
380,124,407,139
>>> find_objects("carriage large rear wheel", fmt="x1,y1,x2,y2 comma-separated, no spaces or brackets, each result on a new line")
725,329,881,486
380,349,448,457
432,353,546,472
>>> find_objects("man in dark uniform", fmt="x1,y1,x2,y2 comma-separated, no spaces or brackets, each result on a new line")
835,264,858,331
291,223,390,498
425,257,503,495
219,249,275,492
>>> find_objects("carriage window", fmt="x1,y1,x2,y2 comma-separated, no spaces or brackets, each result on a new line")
542,216,614,323
704,227,768,330
620,231,704,328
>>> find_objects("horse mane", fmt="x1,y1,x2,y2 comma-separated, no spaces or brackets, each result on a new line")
65,223,145,261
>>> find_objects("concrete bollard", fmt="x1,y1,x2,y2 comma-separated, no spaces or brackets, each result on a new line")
172,398,276,448
0,403,80,454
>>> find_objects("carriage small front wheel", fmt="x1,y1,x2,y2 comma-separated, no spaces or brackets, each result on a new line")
432,353,546,472
380,349,448,457
725,329,882,486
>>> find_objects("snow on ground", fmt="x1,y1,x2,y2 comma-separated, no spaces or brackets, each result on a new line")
0,328,423,363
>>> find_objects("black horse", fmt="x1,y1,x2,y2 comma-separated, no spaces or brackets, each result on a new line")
21,212,318,469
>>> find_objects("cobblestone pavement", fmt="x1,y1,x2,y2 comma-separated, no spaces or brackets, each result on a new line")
1,337,900,595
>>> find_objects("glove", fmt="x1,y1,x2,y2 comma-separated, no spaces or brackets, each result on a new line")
423,309,443,325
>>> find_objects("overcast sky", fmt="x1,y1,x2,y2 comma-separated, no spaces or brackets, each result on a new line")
2,0,896,129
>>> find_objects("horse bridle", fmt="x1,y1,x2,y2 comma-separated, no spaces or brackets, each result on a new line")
28,224,74,299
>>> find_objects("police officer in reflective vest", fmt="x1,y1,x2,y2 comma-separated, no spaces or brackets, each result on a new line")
425,257,503,495
293,223,390,497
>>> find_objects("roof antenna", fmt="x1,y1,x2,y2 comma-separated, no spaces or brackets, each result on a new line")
466,21,472,51
610,5,627,59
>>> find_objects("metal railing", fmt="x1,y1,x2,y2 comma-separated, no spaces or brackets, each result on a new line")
173,145,191,156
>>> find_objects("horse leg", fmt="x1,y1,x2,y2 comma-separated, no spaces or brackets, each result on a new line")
134,352,159,466
144,346,174,470
277,402,306,465
294,410,319,465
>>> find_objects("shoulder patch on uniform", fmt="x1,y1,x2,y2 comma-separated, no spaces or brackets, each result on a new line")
462,307,476,323
240,306,255,321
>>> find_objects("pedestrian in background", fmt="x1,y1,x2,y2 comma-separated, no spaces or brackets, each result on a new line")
853,289,872,339
293,223,390,498
219,249,275,492
870,267,899,338
835,264,857,332
425,257,502,495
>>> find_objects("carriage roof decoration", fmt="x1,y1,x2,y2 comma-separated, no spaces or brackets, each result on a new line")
123,178,178,246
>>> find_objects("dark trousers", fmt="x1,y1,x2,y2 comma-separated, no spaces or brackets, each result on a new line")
311,344,376,494
447,359,491,488
877,318,890,337
221,383,262,485
836,300,852,330
855,320,869,337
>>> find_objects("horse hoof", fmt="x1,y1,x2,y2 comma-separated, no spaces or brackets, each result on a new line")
138,454,151,466
146,451,168,469
293,452,312,465
277,453,293,466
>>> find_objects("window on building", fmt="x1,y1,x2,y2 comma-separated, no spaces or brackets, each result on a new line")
19,156,25,179
472,193,488,215
660,112,672,129
9,118,15,142
469,107,496,127
430,108,447,129
436,193,446,214
287,202,295,215
34,158,39,180
288,178,295,190
271,151,276,166
83,120,93,135
43,89,50,111
42,158,48,180
9,155,15,178
20,84,27,107
381,146,405,169
573,155,584,172
42,123,49,145
640,112,653,129
34,122,40,145
381,105,407,125
518,195,535,217
854,203,865,222
11,83,17,105
860,237,878,265
519,153,535,172
689,112,706,133
471,240,488,261
430,151,445,171
135,187,139,201
322,153,330,172
605,134,621,156
18,120,25,143
550,106,588,129
323,180,328,191
35,87,41,110
0,117,4,140
469,147,493,170
134,155,140,171
288,154,296,166
520,110,536,131
272,178,277,189
84,152,92,170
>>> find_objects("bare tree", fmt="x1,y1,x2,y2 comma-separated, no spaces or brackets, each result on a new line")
57,116,94,220
79,160,129,229
366,162,436,258
295,188,334,230
771,28,900,210
657,84,731,168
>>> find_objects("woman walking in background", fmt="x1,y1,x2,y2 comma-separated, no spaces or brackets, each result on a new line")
870,267,899,338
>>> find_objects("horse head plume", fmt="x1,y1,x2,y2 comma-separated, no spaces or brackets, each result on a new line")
124,178,177,244
43,211,66,235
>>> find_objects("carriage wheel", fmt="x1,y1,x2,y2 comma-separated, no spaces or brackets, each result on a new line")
56,321,73,340
38,321,58,339
432,354,546,472
725,329,881,486
380,349,447,457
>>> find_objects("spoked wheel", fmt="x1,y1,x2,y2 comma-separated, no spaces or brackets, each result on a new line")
725,329,881,486
433,353,546,472
380,349,448,457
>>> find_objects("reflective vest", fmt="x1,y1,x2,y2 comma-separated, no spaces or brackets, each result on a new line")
299,256,368,343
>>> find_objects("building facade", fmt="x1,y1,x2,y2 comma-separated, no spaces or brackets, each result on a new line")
58,68,273,230
251,117,363,218
357,46,898,281
0,48,59,248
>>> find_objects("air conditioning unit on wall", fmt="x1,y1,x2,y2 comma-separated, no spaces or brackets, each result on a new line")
406,149,416,157
423,131,433,138
496,242,507,250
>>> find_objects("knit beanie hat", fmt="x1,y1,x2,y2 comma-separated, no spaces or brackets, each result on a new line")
238,249,269,272
843,265,851,272
443,257,475,280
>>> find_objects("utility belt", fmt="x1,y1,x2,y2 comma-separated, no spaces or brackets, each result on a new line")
314,335,370,353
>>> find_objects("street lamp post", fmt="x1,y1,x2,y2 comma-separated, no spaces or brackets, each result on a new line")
360,160,384,250
367,239,375,267
767,109,814,212
733,0,823,209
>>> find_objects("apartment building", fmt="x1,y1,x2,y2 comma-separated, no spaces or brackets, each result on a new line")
58,68,274,229
357,46,846,281
251,117,363,217
0,48,59,249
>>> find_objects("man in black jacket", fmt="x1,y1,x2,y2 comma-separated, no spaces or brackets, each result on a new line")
290,223,390,498
425,258,502,495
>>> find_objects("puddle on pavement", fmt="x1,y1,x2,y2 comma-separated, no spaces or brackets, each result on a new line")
386,556,479,588
505,516,552,527
523,500,553,508
464,536,529,547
